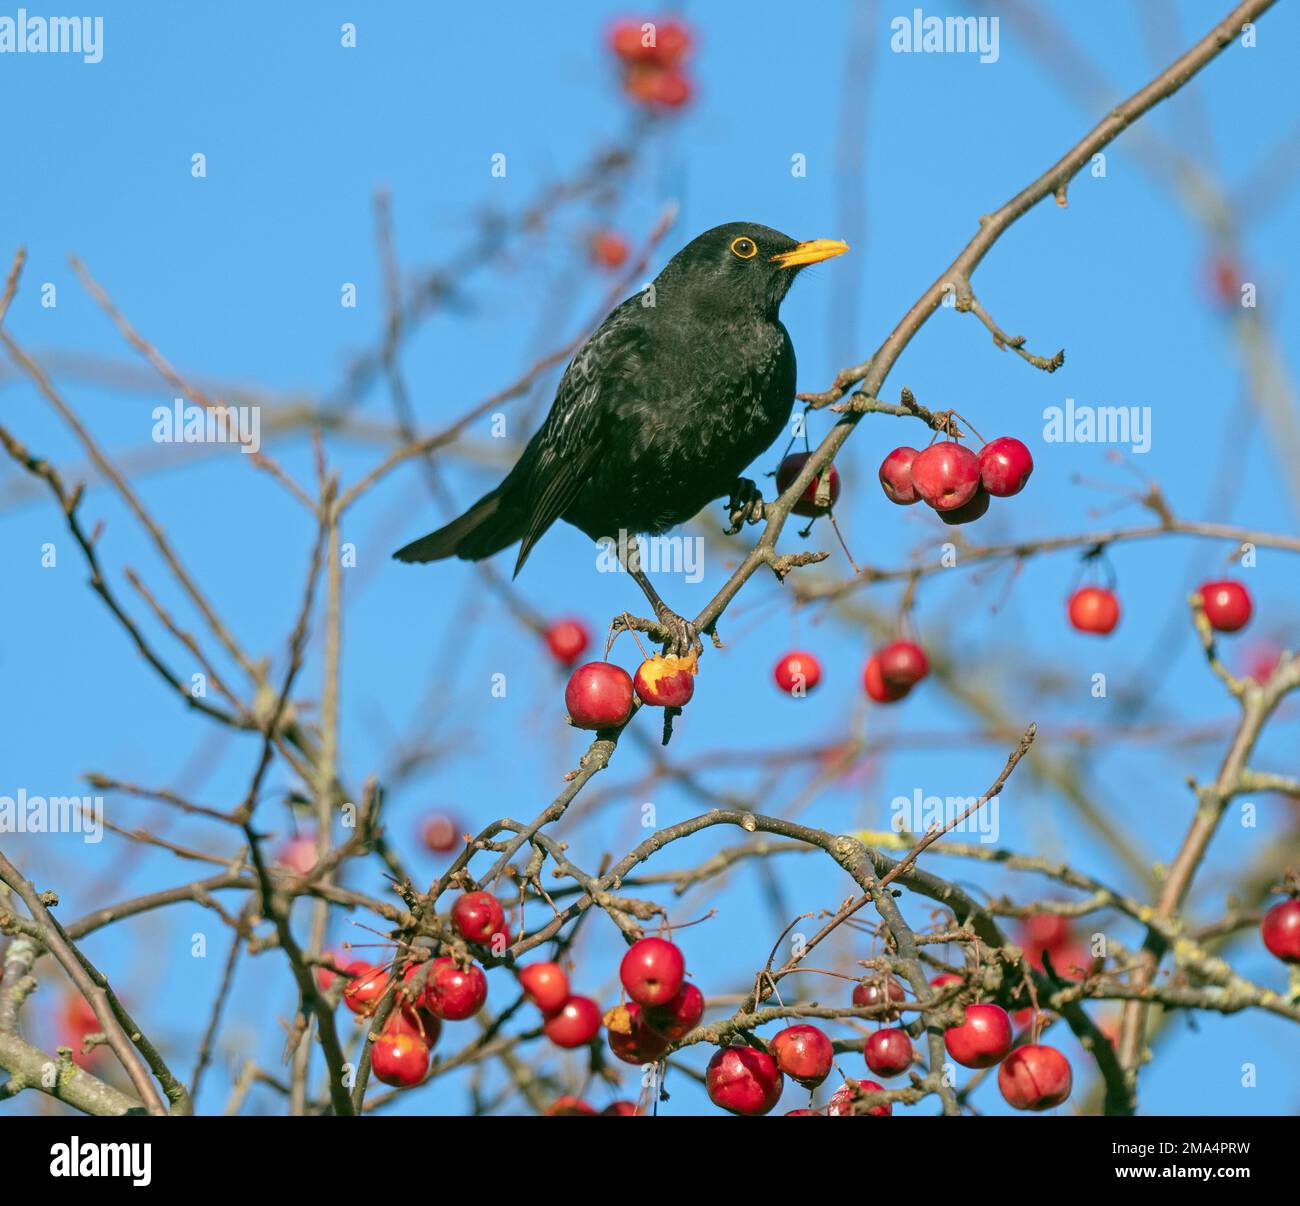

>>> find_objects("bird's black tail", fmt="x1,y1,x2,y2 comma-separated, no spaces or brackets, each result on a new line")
392,488,526,564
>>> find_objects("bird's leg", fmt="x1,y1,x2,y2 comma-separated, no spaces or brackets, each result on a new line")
622,536,700,657
723,476,766,535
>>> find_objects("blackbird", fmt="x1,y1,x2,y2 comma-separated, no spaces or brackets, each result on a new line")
393,221,848,653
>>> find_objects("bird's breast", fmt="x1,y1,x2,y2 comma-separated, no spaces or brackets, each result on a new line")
564,317,797,538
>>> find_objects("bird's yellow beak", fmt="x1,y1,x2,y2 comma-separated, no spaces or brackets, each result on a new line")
771,238,850,269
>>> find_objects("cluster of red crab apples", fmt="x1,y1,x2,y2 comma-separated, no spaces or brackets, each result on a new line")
796,972,1075,1116
778,432,1035,529
383,867,1300,1112
332,905,1090,1113
879,434,1034,523
328,889,510,1087
331,922,705,1107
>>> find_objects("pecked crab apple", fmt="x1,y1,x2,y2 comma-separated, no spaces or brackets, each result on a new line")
633,650,698,707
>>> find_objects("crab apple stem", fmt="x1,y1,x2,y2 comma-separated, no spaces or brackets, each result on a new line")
826,510,861,574
621,612,650,659
951,409,987,445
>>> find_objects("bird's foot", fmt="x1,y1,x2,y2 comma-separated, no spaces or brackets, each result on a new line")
724,477,766,535
608,610,702,658
652,606,702,658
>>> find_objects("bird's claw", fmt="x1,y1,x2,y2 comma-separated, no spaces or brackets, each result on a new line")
724,477,766,535
654,607,702,658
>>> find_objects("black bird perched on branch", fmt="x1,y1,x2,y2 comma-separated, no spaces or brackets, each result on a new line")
393,222,848,653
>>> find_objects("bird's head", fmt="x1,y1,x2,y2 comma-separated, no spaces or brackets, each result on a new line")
658,222,849,315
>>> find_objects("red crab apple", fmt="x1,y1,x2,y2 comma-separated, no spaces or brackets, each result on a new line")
386,1003,442,1049
648,18,692,63
589,231,630,271
619,936,685,1007
544,618,590,664
519,962,570,1013
643,981,705,1041
1025,942,1089,981
605,1003,671,1065
938,484,990,525
369,1029,429,1088
705,1046,784,1116
853,976,906,1020
624,63,692,108
1207,253,1241,306
542,995,602,1048
1199,579,1253,632
649,69,691,107
420,812,461,854
59,994,104,1068
1246,642,1282,683
930,973,964,990
878,446,921,505
633,651,697,707
609,17,691,66
877,640,928,689
544,1095,597,1116
776,451,841,516
422,957,487,1021
451,891,505,945
1020,913,1073,955
786,1108,819,1116
342,963,388,1016
315,949,353,992
773,650,822,696
610,19,657,62
978,437,1034,497
602,1100,640,1116
865,1028,913,1078
910,441,980,511
1262,899,1300,963
998,1044,1073,1111
274,834,317,875
770,1024,835,1088
828,1079,891,1116
1068,586,1120,635
565,661,634,729
63,993,99,1035
863,654,910,703
944,1003,1013,1069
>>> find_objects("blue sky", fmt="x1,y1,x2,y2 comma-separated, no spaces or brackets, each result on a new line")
1,1,1297,1116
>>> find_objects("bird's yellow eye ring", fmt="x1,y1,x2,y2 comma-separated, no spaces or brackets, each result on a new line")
730,236,757,260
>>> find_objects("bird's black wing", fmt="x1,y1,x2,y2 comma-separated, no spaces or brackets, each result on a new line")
509,301,650,575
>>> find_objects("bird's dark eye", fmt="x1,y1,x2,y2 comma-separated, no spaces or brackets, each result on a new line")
730,237,757,260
